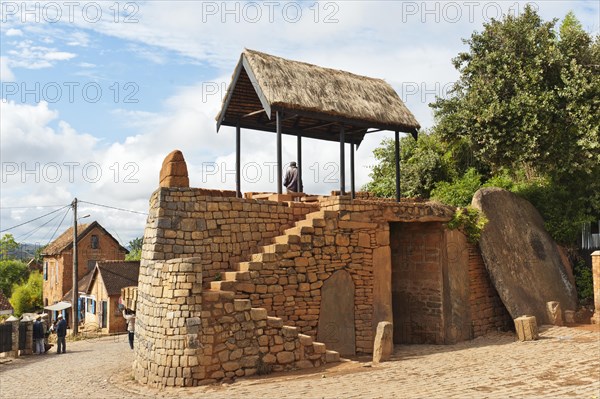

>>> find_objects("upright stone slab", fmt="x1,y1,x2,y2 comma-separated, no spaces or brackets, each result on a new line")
546,301,563,326
372,321,393,364
159,150,189,188
317,270,355,356
472,188,577,325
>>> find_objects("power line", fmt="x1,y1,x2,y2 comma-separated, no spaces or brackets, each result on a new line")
0,205,71,233
43,207,71,246
0,205,69,210
15,210,65,242
78,200,148,216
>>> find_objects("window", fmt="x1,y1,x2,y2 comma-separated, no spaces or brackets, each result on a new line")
43,261,48,281
91,235,99,249
54,262,58,285
87,298,96,314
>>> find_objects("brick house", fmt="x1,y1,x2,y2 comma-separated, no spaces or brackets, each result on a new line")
80,260,140,334
42,221,128,324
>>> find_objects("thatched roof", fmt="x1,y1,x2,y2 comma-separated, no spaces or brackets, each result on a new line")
217,49,420,144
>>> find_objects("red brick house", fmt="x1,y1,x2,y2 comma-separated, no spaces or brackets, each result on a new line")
81,260,140,334
42,221,128,324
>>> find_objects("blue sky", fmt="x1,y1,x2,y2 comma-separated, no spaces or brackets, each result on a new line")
1,0,598,246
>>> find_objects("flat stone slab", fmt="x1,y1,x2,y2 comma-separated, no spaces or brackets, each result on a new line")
472,188,577,324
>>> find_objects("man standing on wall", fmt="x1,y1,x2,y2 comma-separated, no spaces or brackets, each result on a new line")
56,314,67,354
283,161,299,193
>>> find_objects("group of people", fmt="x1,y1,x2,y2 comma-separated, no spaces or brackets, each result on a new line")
32,313,67,355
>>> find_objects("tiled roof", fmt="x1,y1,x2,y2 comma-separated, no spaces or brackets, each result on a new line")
90,261,140,296
42,221,128,256
62,270,95,301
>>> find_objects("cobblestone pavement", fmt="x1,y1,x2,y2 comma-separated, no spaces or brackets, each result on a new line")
1,326,599,399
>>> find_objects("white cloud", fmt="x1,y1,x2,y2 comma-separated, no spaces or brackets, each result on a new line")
7,40,77,69
6,28,23,37
0,57,15,80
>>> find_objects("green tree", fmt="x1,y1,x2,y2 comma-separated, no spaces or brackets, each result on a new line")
0,234,19,259
0,259,29,297
9,272,43,316
125,237,143,261
363,131,455,199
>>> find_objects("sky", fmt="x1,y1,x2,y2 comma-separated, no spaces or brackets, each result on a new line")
0,0,598,248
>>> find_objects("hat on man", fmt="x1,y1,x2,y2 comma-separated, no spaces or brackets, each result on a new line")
290,161,297,167
57,314,63,319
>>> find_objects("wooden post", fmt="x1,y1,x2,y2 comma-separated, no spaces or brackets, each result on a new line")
72,198,78,336
394,130,400,202
340,125,345,195
276,111,282,194
236,123,241,198
350,137,355,199
297,131,303,192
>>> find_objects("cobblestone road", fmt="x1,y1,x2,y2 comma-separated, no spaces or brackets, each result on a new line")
1,326,599,399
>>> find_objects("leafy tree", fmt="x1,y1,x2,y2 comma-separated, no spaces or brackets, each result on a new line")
0,260,29,298
125,237,143,261
0,234,19,259
363,131,455,199
9,272,43,316
431,168,482,207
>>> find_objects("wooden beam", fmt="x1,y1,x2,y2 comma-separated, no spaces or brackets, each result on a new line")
350,137,355,199
277,111,283,194
297,132,303,192
241,109,265,118
340,125,345,195
301,121,338,131
395,130,400,202
236,123,241,198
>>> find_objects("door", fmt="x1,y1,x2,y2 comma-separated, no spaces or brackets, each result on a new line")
101,301,108,328
317,270,355,356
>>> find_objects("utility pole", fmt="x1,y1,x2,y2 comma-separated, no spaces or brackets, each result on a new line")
72,198,78,336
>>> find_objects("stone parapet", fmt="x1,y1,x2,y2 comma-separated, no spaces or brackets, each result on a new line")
592,251,600,325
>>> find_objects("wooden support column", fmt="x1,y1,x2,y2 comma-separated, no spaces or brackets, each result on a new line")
340,125,345,195
276,111,282,194
350,137,355,199
297,132,303,192
395,130,400,202
235,123,241,198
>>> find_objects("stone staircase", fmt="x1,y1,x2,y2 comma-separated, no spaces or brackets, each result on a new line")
205,210,341,365
210,210,338,292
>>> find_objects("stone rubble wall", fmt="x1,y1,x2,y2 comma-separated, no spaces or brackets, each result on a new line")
141,188,317,283
133,257,336,387
214,211,387,354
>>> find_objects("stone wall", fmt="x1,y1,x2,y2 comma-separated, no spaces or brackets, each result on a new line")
591,251,600,324
468,244,513,336
133,257,337,387
142,188,317,283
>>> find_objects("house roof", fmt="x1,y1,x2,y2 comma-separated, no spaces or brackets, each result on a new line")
216,49,420,144
87,260,140,296
42,221,128,256
62,270,95,301
0,290,13,314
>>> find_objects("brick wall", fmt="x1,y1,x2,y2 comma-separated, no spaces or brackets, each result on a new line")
468,244,513,336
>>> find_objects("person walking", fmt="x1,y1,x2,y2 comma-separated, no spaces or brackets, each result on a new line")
122,309,136,350
283,161,299,193
33,316,45,355
56,314,67,354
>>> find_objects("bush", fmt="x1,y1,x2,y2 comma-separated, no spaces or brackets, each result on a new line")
9,272,42,316
447,206,488,244
574,260,594,304
431,168,482,207
0,260,29,298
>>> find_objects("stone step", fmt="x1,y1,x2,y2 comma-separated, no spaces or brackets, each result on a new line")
261,243,289,254
237,261,263,272
298,333,313,346
284,226,314,236
251,252,277,262
210,280,236,291
223,271,250,281
274,234,300,244
305,210,338,220
312,342,326,354
325,350,340,363
295,218,326,228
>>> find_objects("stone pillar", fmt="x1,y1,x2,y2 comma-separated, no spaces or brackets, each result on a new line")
591,251,600,325
10,321,19,357
133,257,203,387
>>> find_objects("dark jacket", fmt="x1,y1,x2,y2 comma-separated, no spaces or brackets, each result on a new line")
283,166,299,192
56,319,67,337
33,320,44,340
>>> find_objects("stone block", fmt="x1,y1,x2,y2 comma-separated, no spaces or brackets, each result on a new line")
372,321,393,364
514,316,539,341
546,301,563,326
325,350,340,363
251,308,268,321
276,351,295,364
234,299,251,312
